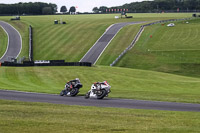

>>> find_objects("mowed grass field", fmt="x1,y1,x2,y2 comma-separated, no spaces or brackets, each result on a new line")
0,66,200,103
0,13,193,61
25,13,195,62
98,18,200,77
0,26,8,58
1,100,200,133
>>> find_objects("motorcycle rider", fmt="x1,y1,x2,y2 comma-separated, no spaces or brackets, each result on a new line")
93,81,109,91
64,78,80,95
85,80,111,99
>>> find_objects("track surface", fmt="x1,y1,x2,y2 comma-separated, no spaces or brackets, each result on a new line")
80,21,146,64
0,90,200,112
0,21,22,63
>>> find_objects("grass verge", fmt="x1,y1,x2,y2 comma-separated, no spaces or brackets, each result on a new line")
0,66,200,103
0,100,200,133
0,26,8,59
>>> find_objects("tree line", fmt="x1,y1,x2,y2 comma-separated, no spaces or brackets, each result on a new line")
0,2,57,15
60,6,76,14
93,0,200,13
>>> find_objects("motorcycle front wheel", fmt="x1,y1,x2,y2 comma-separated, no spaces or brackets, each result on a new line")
97,89,107,99
70,88,79,97
85,92,90,99
60,90,65,96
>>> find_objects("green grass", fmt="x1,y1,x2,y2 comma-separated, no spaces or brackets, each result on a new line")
0,100,200,133
114,18,200,77
0,13,193,62
0,26,8,59
0,66,200,103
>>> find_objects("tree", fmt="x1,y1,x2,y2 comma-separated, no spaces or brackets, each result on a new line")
49,3,57,13
69,6,76,14
99,6,107,13
92,7,99,13
60,6,67,13
42,7,52,15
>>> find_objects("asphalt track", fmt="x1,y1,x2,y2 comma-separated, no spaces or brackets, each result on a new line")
0,21,22,63
0,90,200,112
80,21,147,64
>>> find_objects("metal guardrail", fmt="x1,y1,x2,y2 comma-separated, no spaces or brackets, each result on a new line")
110,26,144,66
110,17,194,66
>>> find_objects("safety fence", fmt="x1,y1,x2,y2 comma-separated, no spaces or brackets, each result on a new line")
110,17,194,66
1,61,92,67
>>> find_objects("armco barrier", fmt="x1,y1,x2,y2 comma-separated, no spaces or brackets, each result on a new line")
110,17,194,66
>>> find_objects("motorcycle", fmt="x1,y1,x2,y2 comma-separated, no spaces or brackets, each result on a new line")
85,81,111,99
60,82,83,97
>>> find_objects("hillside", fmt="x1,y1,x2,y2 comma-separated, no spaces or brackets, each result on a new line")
113,18,200,77
0,13,192,62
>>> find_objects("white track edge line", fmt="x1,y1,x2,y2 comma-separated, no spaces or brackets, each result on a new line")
94,22,143,65
6,22,23,59
0,24,10,60
94,27,123,65
79,24,114,62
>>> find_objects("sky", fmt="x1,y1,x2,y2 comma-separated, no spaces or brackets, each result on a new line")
0,0,146,12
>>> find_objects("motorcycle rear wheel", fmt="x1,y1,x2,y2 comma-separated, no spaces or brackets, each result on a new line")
97,89,107,99
70,88,79,97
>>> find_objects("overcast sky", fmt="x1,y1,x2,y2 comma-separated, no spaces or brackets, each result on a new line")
0,0,146,12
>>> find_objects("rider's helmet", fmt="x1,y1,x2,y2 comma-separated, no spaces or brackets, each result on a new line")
103,81,108,85
76,78,80,82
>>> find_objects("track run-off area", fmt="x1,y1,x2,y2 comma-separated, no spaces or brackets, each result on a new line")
0,21,22,63
0,90,200,112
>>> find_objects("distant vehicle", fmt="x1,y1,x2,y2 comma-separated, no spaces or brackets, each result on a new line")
85,81,111,99
167,23,175,27
11,16,20,21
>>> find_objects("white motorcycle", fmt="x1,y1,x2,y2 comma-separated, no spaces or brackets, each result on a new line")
85,81,111,99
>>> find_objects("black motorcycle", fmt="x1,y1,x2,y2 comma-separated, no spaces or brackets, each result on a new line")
60,82,82,97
